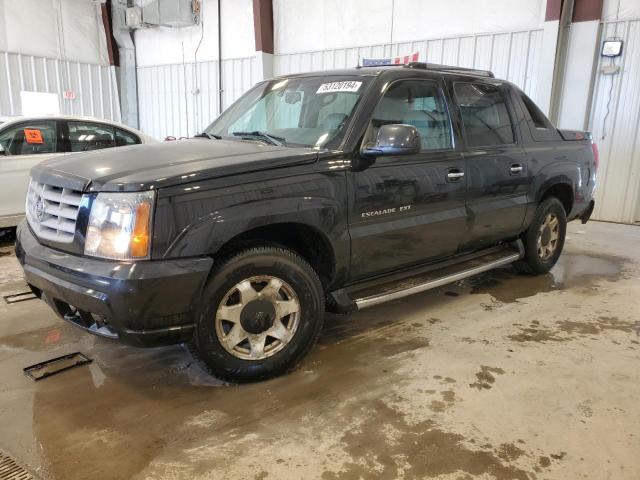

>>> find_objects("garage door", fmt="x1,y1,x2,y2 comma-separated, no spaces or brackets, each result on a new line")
589,18,640,224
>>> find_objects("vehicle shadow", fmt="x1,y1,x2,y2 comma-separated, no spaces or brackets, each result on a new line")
0,227,16,250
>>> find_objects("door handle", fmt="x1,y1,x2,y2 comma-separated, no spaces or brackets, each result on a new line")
510,164,524,174
447,170,465,181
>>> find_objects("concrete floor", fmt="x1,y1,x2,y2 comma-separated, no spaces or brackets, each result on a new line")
0,221,639,480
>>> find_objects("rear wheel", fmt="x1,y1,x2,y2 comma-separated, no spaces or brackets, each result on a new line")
516,197,567,275
192,246,324,382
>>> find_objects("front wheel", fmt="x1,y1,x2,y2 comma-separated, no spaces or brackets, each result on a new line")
192,246,324,382
516,197,567,275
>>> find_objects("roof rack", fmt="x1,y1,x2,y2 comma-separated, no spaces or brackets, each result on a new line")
405,62,495,78
357,60,495,78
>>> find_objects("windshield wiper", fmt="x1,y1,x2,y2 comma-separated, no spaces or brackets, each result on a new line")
194,132,222,139
232,131,285,146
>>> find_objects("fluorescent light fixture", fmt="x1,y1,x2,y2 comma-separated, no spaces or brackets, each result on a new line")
601,40,623,58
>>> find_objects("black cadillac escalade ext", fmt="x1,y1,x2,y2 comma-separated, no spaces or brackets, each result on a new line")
15,63,597,382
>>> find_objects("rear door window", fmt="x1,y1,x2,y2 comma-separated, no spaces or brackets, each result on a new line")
67,121,116,152
0,121,58,155
518,92,561,142
454,83,515,147
115,128,141,146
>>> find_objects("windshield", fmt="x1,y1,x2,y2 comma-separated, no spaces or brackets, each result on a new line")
205,76,371,149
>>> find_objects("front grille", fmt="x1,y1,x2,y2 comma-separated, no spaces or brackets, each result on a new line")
26,178,83,243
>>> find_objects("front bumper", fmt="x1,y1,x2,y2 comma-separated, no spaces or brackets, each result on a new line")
15,222,213,347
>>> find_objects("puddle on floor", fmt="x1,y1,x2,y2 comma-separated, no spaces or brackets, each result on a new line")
321,399,531,480
467,252,626,303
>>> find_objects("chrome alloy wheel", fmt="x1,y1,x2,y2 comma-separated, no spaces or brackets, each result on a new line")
214,276,301,360
537,212,560,261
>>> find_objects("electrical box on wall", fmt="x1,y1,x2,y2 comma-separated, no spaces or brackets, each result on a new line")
601,65,620,75
125,6,143,28
132,0,195,28
158,0,195,27
140,1,160,25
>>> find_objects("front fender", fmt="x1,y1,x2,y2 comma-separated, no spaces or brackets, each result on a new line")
166,196,342,256
151,169,349,277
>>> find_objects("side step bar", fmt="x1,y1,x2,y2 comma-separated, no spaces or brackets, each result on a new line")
330,241,524,312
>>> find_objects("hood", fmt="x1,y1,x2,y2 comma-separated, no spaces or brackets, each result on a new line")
30,139,319,192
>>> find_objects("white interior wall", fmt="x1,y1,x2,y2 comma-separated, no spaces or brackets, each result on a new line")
0,0,108,65
556,20,601,130
602,0,640,21
134,0,255,67
134,0,257,139
391,0,546,42
273,0,547,54
588,18,640,224
273,29,547,106
0,0,119,120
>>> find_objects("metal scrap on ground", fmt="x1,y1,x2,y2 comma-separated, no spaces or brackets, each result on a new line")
23,352,92,381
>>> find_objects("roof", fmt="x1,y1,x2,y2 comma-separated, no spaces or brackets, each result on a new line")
275,62,495,80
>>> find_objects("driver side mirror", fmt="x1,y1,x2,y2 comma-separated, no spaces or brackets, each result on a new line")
360,124,421,159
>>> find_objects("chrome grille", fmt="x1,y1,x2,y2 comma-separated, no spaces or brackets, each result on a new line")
26,178,83,243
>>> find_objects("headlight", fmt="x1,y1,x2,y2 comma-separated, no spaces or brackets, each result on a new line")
84,191,155,260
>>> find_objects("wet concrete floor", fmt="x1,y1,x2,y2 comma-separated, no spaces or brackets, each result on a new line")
0,221,639,479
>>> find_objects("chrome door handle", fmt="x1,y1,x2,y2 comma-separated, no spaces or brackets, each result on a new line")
510,164,524,174
447,171,465,180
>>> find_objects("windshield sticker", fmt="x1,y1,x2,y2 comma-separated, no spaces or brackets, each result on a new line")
24,129,44,144
317,81,362,94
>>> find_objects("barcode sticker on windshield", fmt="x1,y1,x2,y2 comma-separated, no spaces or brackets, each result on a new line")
317,81,362,94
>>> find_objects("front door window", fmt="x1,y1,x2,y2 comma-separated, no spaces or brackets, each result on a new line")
369,79,453,151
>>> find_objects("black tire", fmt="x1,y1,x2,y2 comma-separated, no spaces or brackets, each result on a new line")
192,246,324,382
515,197,567,275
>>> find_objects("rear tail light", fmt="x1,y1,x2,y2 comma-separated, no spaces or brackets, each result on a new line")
591,142,599,172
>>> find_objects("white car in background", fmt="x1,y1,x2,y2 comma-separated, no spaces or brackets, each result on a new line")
0,116,156,228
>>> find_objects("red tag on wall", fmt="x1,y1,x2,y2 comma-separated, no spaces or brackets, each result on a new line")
24,129,44,144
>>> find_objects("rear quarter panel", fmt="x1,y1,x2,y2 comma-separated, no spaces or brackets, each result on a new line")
522,139,595,225
507,85,595,226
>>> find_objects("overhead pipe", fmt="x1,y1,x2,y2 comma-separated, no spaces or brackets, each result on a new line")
548,0,576,124
111,0,139,128
218,0,223,115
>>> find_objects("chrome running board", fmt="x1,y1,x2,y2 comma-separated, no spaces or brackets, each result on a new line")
353,243,523,310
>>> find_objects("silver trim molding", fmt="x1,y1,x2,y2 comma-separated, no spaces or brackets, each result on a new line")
355,251,522,310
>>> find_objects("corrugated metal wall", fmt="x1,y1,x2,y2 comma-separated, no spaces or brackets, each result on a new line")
273,29,546,105
0,50,121,122
136,29,545,140
589,19,640,224
136,56,259,140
